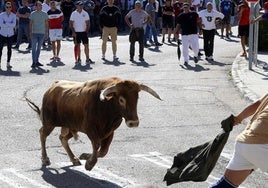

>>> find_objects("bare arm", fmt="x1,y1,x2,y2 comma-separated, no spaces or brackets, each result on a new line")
234,100,261,125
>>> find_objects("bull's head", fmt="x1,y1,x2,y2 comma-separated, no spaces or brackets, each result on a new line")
99,81,161,128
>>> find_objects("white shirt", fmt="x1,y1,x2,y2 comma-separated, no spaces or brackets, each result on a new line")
70,9,90,32
0,12,16,37
198,9,224,30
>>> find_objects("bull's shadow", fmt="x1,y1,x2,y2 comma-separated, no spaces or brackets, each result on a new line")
39,165,122,188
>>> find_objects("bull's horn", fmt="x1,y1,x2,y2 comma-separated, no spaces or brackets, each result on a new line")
140,84,162,100
100,85,117,101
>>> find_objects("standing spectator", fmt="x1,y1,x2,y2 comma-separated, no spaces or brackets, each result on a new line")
42,0,51,47
84,0,95,36
198,2,224,61
192,0,200,11
144,0,162,47
60,0,75,40
125,0,149,61
175,2,201,66
29,0,48,68
237,0,250,57
13,0,31,50
70,1,94,65
173,0,183,42
0,2,16,69
161,0,173,43
220,0,233,39
47,0,63,62
210,93,268,188
99,0,121,61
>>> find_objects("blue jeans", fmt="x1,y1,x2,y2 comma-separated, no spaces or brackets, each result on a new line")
62,17,71,38
31,33,45,63
144,24,159,44
15,23,31,47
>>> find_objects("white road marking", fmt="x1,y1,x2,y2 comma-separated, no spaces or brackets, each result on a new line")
57,161,136,187
0,168,50,188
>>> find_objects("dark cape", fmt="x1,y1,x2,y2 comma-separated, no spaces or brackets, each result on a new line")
164,115,234,186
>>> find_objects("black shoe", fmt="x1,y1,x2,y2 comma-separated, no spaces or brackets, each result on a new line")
194,56,198,63
139,57,145,61
184,62,188,66
31,63,36,68
198,52,203,56
130,57,134,61
144,43,150,48
36,62,43,67
155,42,163,46
6,65,12,69
168,38,171,43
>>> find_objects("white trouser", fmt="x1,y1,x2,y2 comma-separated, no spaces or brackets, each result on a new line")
181,34,199,62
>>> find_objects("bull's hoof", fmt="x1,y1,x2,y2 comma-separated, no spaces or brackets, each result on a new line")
79,153,92,160
85,160,95,171
41,157,51,166
72,158,82,166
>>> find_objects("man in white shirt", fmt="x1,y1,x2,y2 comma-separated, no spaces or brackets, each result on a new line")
198,2,224,61
0,2,16,69
70,1,94,66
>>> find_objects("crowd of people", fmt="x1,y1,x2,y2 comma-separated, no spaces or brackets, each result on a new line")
0,0,266,68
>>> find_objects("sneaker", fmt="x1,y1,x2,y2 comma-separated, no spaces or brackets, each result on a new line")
162,37,164,43
198,51,203,56
144,43,150,48
36,62,43,67
76,58,81,65
263,64,268,70
221,35,223,39
172,37,176,42
205,56,209,61
50,57,56,61
130,57,134,61
155,42,163,46
56,57,61,62
6,63,12,69
101,54,105,60
184,61,188,66
26,45,31,50
139,57,145,61
149,39,153,44
113,55,118,61
12,46,19,50
168,38,171,43
31,63,36,68
209,56,214,61
86,58,95,65
226,34,230,39
194,56,198,63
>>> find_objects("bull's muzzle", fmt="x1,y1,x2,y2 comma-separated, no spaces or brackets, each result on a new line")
126,120,139,127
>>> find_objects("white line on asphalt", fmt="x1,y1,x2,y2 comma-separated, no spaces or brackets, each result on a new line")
58,161,136,186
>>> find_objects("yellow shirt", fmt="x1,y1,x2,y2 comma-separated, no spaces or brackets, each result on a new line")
236,94,268,144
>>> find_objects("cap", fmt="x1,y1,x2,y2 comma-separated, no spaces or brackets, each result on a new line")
135,0,142,4
264,2,268,10
76,1,83,5
183,2,190,7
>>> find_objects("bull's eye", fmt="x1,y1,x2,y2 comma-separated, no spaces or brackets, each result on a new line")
119,96,126,108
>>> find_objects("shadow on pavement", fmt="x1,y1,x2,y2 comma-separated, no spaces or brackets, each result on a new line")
180,63,210,72
29,67,50,75
72,64,92,72
103,59,126,66
39,166,122,188
0,68,21,76
47,61,65,68
131,60,156,68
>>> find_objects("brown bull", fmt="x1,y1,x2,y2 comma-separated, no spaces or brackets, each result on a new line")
25,77,161,171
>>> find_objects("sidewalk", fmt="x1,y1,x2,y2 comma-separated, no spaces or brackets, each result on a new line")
232,52,268,102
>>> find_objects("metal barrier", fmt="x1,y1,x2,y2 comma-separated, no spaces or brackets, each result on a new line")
248,2,260,70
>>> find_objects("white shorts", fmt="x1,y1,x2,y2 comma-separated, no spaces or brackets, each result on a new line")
227,141,268,172
49,29,63,41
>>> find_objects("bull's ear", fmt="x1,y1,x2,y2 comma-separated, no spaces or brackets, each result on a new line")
100,85,117,101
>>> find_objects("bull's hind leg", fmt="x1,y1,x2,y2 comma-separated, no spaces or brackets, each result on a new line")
39,125,55,166
59,128,81,166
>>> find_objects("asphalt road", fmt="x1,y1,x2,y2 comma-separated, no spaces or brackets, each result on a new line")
0,28,267,188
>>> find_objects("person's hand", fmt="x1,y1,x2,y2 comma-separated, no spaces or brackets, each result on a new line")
234,116,242,126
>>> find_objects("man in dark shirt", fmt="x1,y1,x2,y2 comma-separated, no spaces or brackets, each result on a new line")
13,0,31,50
99,0,121,61
175,2,201,66
60,0,75,40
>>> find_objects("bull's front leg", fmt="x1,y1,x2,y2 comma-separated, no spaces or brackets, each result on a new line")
98,133,114,158
79,140,100,171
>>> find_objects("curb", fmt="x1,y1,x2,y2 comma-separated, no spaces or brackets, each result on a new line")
231,54,259,102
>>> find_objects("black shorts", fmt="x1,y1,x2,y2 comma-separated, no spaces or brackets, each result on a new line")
162,16,174,29
238,25,249,37
222,15,231,25
75,32,88,44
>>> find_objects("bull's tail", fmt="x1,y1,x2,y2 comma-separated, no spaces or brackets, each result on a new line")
24,97,41,116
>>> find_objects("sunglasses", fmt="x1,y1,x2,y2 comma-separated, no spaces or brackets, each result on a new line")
6,6,12,8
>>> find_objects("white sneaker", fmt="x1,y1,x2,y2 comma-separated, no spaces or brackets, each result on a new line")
101,54,105,60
